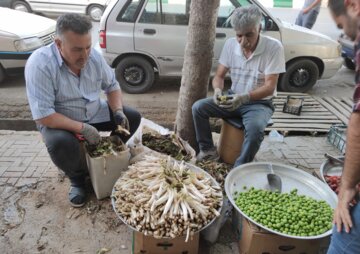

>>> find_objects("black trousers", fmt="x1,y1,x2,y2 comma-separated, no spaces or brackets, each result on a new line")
39,106,141,180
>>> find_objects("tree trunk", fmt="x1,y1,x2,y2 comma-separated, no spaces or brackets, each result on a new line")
175,0,220,151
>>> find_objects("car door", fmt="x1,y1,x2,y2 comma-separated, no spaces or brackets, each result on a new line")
133,0,281,76
47,0,87,14
27,0,51,13
134,0,189,76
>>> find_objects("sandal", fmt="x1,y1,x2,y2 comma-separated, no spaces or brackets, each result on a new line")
68,186,87,208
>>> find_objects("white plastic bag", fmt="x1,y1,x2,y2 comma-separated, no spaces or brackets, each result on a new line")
126,118,196,162
268,130,284,142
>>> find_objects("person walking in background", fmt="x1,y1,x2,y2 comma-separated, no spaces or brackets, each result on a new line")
327,0,360,253
296,0,322,29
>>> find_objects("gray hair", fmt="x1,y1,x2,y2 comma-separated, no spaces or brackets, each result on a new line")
56,13,92,38
231,5,262,31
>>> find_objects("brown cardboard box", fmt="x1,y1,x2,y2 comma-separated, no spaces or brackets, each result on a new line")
239,218,324,254
133,231,199,254
217,120,244,165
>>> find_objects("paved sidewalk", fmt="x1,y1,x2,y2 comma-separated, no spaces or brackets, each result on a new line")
0,130,343,188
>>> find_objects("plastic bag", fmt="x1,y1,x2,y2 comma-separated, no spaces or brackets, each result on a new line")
268,130,284,142
126,118,196,162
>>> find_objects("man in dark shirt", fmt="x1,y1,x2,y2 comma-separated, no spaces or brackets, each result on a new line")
327,0,360,253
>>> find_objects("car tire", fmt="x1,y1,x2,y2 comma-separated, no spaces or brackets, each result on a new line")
87,4,104,22
0,65,5,84
344,58,355,70
115,56,155,94
11,0,32,12
279,59,319,93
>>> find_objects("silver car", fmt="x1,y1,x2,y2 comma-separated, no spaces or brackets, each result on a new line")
98,0,343,94
4,0,109,21
0,7,55,83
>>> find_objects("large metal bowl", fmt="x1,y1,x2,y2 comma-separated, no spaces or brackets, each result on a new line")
111,159,223,235
225,162,338,240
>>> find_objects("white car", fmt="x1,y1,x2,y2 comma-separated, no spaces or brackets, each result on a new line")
6,0,110,21
0,7,55,83
98,0,343,94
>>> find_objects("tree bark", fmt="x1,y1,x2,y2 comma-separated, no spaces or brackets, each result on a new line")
175,0,220,151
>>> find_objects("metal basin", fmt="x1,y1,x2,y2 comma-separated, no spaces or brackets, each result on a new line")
111,159,223,236
225,162,338,240
320,156,344,182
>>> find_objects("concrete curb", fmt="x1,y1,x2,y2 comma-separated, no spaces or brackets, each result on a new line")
0,119,37,131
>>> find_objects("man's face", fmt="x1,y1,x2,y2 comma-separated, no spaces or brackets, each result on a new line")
235,25,260,52
55,30,92,72
331,11,358,40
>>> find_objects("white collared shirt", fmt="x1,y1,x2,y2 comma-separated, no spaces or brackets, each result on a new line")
219,35,285,99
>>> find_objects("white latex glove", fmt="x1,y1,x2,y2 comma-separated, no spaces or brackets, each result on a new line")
213,88,223,105
219,93,250,111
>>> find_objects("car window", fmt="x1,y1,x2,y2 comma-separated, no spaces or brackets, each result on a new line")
139,0,190,25
117,0,142,22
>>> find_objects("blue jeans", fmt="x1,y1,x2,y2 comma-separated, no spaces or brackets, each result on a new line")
192,97,274,167
295,9,319,29
327,203,360,254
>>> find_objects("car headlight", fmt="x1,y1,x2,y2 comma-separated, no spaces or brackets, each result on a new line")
14,37,43,52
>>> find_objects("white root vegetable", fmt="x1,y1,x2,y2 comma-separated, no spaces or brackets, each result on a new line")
112,155,222,240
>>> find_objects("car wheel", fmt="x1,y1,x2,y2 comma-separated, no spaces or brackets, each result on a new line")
0,65,5,83
344,58,355,70
115,56,155,94
11,0,32,12
87,4,104,22
279,59,319,93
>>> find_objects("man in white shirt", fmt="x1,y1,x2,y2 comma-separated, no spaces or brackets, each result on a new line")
192,5,285,167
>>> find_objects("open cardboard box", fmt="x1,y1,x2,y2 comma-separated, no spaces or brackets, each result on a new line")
239,217,327,254
133,231,199,254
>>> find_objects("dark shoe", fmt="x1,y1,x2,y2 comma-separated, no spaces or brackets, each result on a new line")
68,186,87,208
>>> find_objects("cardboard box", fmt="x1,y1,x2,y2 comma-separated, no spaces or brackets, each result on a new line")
217,120,244,165
133,231,199,254
239,217,324,254
85,136,130,199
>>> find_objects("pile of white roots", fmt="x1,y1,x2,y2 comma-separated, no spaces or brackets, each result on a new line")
112,155,223,241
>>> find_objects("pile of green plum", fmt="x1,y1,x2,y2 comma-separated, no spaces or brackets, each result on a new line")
234,188,333,237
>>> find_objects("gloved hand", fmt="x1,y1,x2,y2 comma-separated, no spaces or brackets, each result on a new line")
113,108,130,130
213,88,223,105
80,123,100,145
219,93,250,111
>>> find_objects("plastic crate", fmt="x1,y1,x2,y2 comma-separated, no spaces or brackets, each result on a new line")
282,96,304,116
327,124,347,153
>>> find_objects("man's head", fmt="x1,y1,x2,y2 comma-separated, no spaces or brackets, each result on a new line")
328,0,360,40
231,5,262,52
55,14,93,73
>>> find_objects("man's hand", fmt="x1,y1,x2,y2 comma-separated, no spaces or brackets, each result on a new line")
213,88,223,105
333,186,357,233
80,123,100,145
219,93,250,111
113,108,130,130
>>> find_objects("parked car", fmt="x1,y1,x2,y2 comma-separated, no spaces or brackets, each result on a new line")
338,33,355,70
97,0,343,94
1,0,110,21
0,7,55,83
